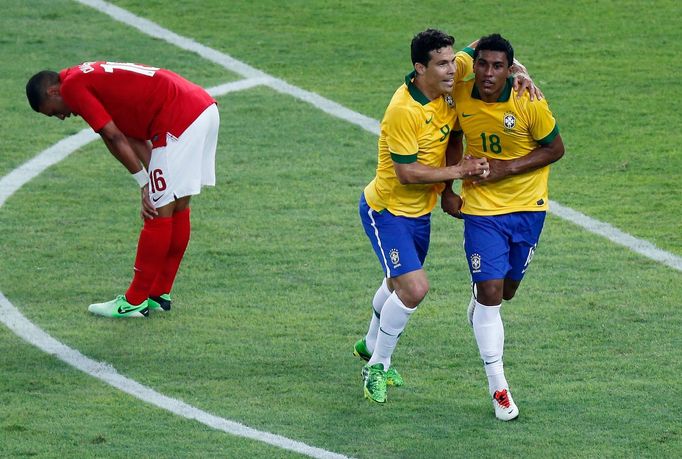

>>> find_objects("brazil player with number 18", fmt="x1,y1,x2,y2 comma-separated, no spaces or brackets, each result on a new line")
445,34,565,420
26,62,219,318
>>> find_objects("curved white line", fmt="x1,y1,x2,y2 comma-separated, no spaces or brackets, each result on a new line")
1,81,352,459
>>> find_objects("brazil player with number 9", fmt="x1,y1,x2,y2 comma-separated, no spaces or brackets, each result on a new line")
355,29,492,404
445,34,565,420
26,62,219,318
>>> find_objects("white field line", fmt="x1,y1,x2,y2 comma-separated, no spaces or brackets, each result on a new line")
74,0,381,135
0,292,349,459
0,80,352,459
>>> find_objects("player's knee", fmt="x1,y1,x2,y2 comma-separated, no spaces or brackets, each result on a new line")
502,281,521,301
476,282,503,305
403,279,429,307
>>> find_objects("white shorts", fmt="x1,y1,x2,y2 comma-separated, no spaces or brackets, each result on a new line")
148,103,219,208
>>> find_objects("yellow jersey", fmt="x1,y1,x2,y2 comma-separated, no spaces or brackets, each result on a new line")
454,54,559,215
364,51,472,217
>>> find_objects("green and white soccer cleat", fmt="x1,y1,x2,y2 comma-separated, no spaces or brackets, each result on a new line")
148,293,172,312
385,366,404,387
354,338,404,386
88,295,149,318
353,338,372,361
362,363,387,404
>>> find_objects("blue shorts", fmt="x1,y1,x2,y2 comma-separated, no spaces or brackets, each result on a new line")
462,212,546,283
359,193,430,278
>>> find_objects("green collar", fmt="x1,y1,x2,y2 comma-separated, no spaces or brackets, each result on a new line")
405,71,430,106
471,76,514,102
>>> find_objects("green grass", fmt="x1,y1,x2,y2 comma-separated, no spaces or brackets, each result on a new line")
2,0,682,457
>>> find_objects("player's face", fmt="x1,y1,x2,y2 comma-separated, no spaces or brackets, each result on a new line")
474,50,511,100
418,46,456,99
39,94,73,120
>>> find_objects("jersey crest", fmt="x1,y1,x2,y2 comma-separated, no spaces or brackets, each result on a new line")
503,112,517,131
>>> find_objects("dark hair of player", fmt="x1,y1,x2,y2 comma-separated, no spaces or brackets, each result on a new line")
26,70,59,112
411,29,455,66
474,33,514,67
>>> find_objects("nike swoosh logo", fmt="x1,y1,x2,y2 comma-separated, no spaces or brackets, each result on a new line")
425,115,433,124
117,305,141,314
462,113,474,118
152,194,164,203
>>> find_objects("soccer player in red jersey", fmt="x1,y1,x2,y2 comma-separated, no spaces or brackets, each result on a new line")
26,61,220,318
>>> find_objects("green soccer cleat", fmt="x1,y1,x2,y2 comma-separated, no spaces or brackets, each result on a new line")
148,293,172,312
353,338,372,361
362,363,387,404
88,295,149,318
385,366,404,387
354,338,404,387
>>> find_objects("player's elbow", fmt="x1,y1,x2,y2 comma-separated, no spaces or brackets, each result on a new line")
551,146,565,163
395,171,412,185
98,121,126,145
393,163,419,185
548,136,565,163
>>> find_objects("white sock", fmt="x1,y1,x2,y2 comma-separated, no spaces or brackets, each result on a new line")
368,292,415,370
365,278,391,354
472,301,508,395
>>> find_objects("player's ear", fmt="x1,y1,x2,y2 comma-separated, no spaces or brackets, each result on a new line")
414,62,426,76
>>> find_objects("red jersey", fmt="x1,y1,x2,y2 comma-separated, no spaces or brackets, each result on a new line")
59,61,216,148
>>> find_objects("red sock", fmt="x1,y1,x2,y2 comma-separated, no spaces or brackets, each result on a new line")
149,207,191,297
125,216,173,305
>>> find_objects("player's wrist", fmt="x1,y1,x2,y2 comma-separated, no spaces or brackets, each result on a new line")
132,168,149,187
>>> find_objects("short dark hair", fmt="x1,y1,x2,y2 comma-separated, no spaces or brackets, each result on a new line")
411,29,455,66
26,70,59,112
474,33,514,67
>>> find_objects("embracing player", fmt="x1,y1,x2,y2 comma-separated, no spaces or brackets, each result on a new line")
444,33,565,420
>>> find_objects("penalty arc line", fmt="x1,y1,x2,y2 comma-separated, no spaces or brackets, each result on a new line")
0,79,352,459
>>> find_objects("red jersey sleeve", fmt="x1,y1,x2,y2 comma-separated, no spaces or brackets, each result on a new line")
59,68,112,133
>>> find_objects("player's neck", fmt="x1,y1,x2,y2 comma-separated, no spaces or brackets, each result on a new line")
476,85,502,103
413,76,443,101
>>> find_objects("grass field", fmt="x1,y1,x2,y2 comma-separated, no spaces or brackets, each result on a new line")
2,0,681,457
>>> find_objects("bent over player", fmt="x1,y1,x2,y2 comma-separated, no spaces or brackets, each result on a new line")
26,61,219,318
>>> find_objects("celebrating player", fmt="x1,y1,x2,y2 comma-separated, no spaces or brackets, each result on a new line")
444,34,565,420
355,27,546,404
26,61,219,318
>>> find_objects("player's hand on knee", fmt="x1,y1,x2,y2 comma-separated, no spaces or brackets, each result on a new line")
140,186,158,219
